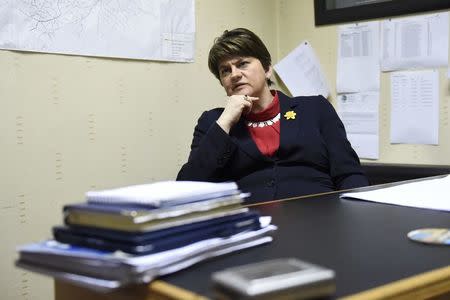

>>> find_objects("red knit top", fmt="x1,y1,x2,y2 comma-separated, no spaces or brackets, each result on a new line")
245,91,280,156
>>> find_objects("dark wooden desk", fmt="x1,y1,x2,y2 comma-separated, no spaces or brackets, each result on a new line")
163,189,450,299
55,178,450,299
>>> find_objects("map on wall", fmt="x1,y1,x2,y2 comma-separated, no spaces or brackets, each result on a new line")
0,0,195,62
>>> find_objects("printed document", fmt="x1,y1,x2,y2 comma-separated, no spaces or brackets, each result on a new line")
274,41,329,98
381,12,449,71
341,175,450,212
0,0,195,62
390,70,439,145
337,92,379,159
337,21,380,93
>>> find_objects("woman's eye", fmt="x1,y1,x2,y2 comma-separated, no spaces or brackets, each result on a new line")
220,69,230,76
239,61,249,67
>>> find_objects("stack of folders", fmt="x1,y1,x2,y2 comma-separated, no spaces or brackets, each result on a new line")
16,181,276,292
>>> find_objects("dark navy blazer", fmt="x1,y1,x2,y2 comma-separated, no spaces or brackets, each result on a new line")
177,91,368,203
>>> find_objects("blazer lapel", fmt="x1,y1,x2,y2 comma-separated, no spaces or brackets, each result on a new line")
278,92,301,156
229,91,300,162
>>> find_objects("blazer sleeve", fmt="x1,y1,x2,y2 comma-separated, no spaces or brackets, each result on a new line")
318,97,369,189
176,111,238,182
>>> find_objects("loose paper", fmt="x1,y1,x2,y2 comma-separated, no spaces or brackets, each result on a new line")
274,41,329,97
341,175,450,212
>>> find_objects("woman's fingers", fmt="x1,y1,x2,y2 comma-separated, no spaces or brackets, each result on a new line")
227,94,259,115
243,95,259,102
217,94,260,133
231,94,259,102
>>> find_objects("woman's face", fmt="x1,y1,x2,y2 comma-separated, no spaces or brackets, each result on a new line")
218,56,272,97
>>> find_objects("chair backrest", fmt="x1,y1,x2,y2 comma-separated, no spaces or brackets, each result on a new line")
361,163,450,185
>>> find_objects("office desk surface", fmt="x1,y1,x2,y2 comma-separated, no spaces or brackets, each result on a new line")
162,191,450,298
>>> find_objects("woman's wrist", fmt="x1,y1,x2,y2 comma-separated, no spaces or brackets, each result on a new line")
216,117,232,134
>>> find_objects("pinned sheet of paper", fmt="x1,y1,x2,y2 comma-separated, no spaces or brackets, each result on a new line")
336,21,380,93
274,41,329,98
337,92,379,159
390,70,439,145
381,12,449,71
0,0,196,62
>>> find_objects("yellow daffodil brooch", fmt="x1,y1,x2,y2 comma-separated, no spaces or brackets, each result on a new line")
284,111,296,120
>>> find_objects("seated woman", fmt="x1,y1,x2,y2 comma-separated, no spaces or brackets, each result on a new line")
177,28,368,203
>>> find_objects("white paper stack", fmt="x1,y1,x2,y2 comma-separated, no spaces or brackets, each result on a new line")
86,181,240,207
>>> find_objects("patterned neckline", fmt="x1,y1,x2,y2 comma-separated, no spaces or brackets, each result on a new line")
246,113,280,128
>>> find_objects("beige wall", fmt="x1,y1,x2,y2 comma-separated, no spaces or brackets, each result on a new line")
0,1,277,299
1,1,448,299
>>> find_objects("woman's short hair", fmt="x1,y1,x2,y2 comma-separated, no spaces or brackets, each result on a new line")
208,28,272,84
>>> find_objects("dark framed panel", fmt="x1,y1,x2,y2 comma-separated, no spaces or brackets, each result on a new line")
314,0,450,26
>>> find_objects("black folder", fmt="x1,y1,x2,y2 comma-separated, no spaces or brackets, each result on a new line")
53,211,260,255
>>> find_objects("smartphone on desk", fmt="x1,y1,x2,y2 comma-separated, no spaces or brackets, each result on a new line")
211,258,335,300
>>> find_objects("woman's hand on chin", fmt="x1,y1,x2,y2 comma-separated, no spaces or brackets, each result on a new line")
216,94,259,134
